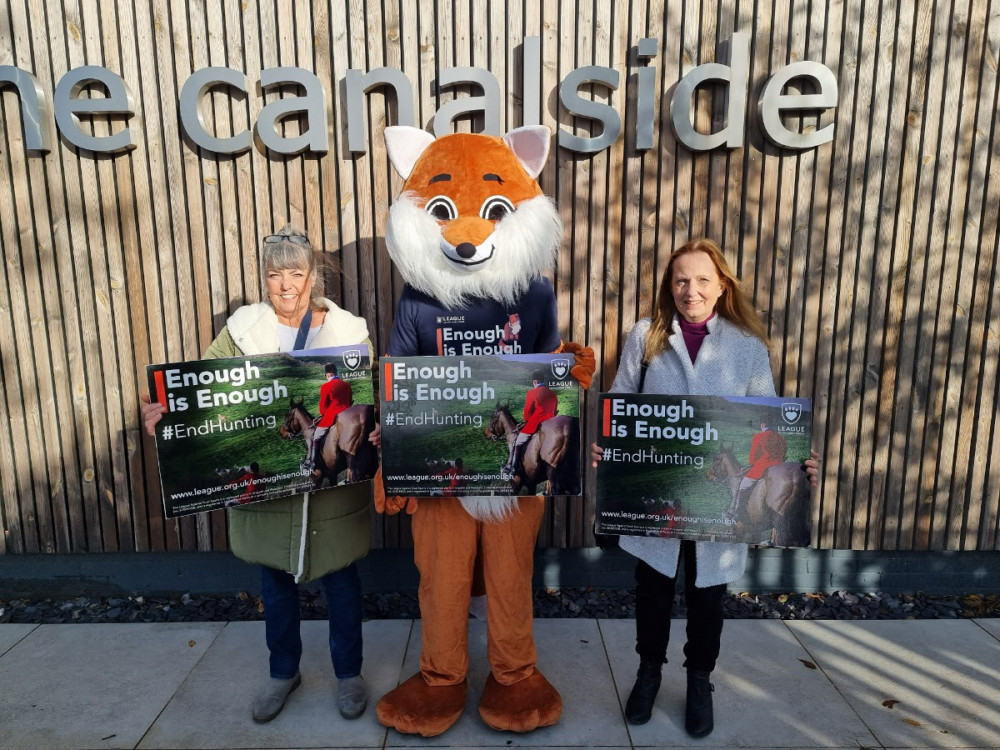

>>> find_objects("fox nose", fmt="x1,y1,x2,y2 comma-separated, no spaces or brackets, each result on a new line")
442,216,494,249
455,242,477,259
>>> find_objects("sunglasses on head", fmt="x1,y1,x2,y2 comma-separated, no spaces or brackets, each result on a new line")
263,234,311,246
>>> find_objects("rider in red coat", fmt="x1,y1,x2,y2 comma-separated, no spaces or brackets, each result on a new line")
727,423,787,519
306,363,353,468
507,370,558,480
745,424,787,480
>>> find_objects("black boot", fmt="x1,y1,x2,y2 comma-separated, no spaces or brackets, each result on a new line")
624,659,662,725
303,437,319,470
508,440,528,480
726,486,752,520
685,670,714,737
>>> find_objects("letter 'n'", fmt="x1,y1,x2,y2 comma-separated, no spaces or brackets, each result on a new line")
345,68,415,153
0,66,54,152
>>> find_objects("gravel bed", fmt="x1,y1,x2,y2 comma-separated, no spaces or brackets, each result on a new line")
1,589,997,625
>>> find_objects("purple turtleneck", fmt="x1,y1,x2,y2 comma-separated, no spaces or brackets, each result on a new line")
678,313,714,362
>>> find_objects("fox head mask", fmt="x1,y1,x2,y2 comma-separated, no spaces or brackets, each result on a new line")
384,126,562,308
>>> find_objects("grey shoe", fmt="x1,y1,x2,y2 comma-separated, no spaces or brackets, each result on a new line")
337,675,368,719
252,673,301,723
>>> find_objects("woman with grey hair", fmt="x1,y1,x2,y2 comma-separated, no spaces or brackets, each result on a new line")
142,225,375,723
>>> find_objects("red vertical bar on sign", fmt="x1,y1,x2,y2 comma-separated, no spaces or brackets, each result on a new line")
436,328,443,355
602,397,611,437
383,361,393,401
154,370,168,411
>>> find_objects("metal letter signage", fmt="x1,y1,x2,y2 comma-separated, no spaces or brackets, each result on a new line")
433,67,502,137
179,67,252,154
4,33,837,159
53,66,136,154
670,33,750,151
635,38,660,152
345,67,415,153
256,67,329,155
758,61,839,149
558,66,622,154
0,66,54,152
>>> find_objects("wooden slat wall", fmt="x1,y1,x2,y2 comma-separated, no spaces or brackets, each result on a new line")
1,1,998,555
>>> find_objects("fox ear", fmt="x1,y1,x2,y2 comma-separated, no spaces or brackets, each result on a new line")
384,126,436,180
502,125,551,179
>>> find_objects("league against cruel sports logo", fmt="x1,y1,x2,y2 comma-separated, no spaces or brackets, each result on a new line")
343,349,363,371
551,358,570,380
782,402,802,424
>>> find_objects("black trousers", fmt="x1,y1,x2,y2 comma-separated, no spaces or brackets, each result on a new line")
634,540,726,672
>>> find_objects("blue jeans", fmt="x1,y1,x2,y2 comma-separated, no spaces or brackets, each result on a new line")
260,563,363,680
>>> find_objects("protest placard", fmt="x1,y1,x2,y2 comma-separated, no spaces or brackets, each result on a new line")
147,345,375,517
595,394,812,547
380,354,582,497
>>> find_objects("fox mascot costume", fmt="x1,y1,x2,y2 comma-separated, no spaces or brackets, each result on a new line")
375,125,595,737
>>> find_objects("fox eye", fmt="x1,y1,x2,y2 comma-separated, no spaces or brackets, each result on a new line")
481,196,515,222
425,196,457,221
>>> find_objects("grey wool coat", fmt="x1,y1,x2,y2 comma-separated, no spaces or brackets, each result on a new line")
611,315,776,588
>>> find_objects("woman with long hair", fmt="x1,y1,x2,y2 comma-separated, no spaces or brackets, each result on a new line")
592,238,818,737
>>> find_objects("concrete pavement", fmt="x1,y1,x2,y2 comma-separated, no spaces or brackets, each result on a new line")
2,617,999,749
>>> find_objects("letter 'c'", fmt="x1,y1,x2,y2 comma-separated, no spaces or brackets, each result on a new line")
179,67,252,154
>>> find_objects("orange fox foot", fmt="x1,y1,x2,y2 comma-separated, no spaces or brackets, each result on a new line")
478,670,562,732
375,673,467,737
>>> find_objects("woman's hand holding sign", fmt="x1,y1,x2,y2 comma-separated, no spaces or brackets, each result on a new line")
140,393,165,437
591,441,604,468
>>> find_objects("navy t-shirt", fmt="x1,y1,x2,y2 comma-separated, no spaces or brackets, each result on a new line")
388,277,561,357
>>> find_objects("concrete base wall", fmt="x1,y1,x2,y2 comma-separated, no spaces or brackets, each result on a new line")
1,548,997,599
